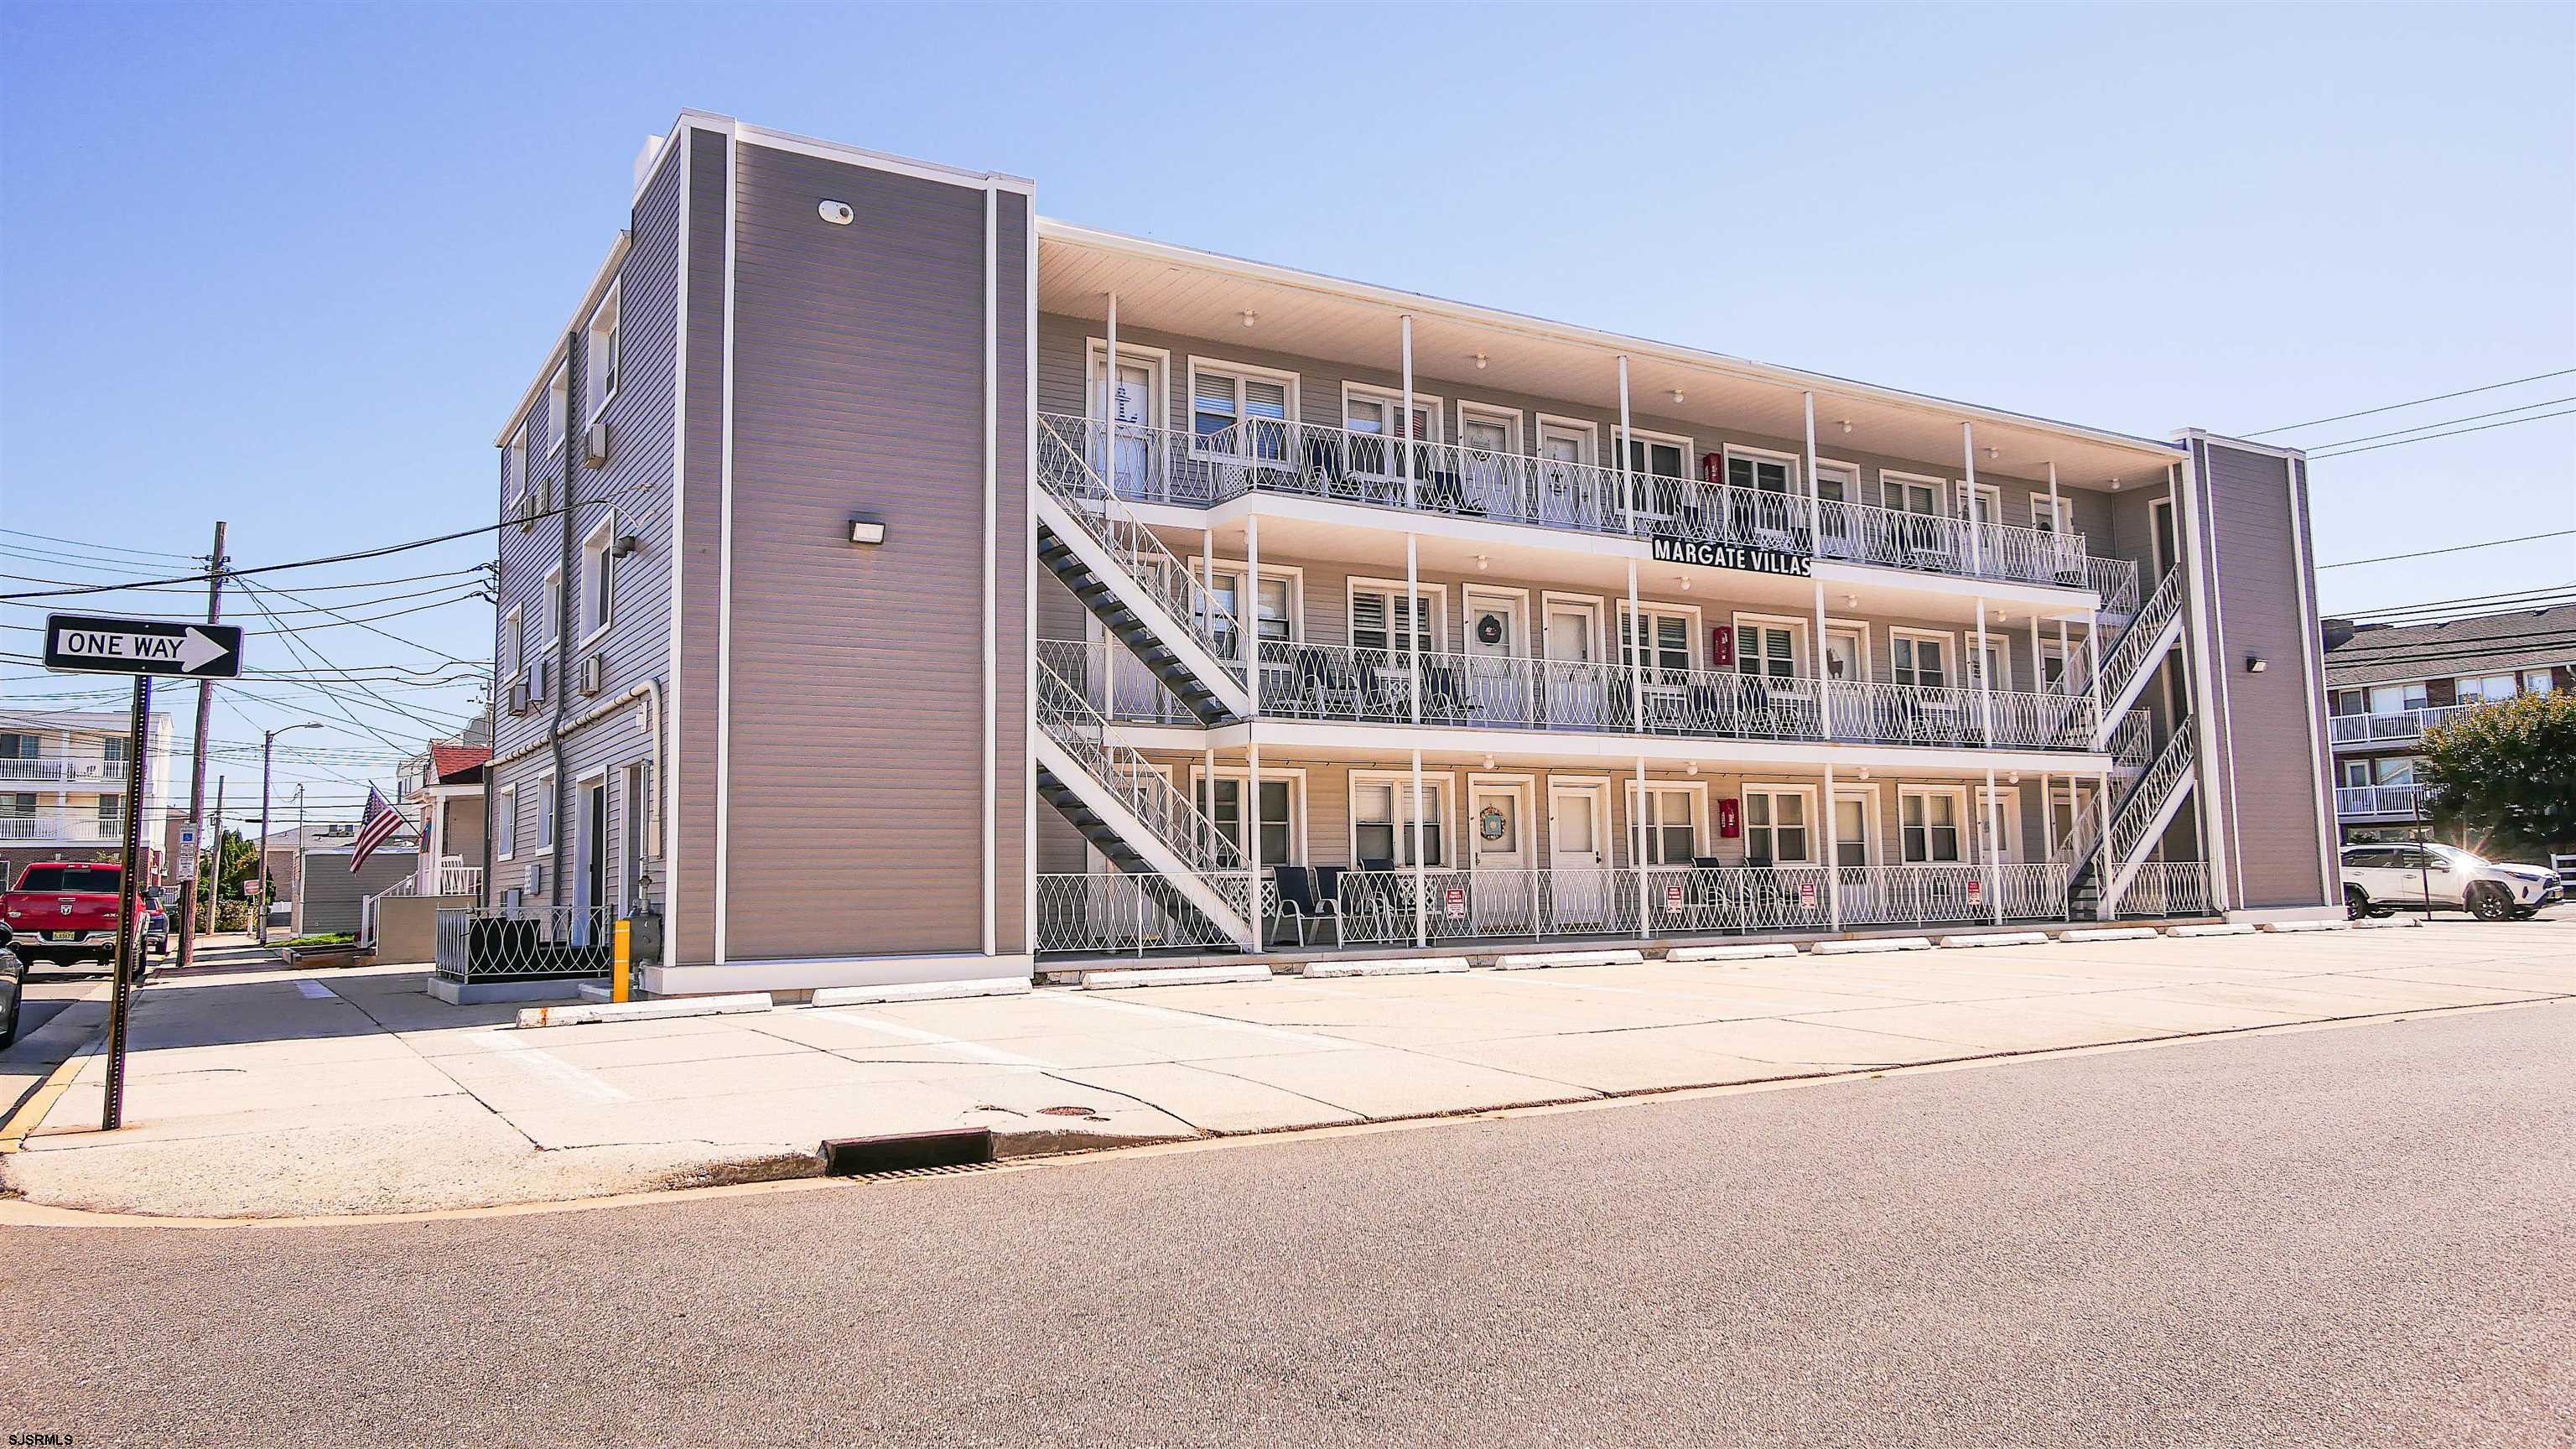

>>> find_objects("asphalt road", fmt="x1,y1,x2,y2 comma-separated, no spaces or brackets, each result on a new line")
5,1001,2568,1447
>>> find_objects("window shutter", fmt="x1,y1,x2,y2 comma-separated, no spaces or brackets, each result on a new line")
1194,371,1235,413
1353,592,1388,652
1244,378,1286,420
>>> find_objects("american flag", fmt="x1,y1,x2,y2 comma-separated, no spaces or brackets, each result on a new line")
350,785,407,873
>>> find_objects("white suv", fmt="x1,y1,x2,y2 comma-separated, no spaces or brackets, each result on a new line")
2341,842,2563,922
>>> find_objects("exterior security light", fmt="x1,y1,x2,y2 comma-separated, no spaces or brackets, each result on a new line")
819,200,854,226
2246,654,2267,673
1473,353,1488,370
849,518,887,546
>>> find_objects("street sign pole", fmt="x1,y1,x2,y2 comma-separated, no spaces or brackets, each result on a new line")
103,675,152,1131
34,610,247,1133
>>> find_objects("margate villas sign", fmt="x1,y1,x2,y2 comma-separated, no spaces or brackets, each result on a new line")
1648,536,1813,578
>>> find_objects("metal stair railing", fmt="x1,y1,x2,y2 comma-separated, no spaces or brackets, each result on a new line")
2054,567,2183,708
1036,659,1243,881
1036,413,1247,678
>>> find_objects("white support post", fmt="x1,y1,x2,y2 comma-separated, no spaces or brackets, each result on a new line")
1245,516,1260,718
1976,598,1996,745
2028,614,2044,701
1410,747,1428,948
2085,617,2102,724
2046,460,2063,538
1244,513,1261,945
2057,616,2071,691
1962,421,1983,577
1806,391,1831,736
1626,558,1644,733
1400,314,1415,514
1248,740,1264,948
1202,525,1218,683
1617,356,1635,536
1983,765,2004,925
2097,765,2115,918
1822,762,1841,932
1102,293,1119,482
1406,534,1421,727
1633,754,1652,939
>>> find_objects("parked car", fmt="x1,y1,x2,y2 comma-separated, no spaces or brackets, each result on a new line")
138,887,171,958
2341,843,2563,922
0,924,23,1048
3,861,128,972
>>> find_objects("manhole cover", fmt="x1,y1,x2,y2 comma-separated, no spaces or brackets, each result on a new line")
1038,1105,1096,1118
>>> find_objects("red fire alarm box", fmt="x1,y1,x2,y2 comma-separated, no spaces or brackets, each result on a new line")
1711,626,1735,669
1700,451,1724,484
1717,797,1742,839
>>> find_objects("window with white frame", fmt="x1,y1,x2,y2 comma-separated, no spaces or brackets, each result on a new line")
2029,493,2070,533
1623,429,1692,481
580,516,616,643
1883,473,1944,517
2369,682,2428,714
495,786,518,858
1343,385,1440,444
1831,792,1874,867
1742,787,1812,865
1723,449,1794,496
1190,362,1293,459
1352,776,1446,868
1735,620,1800,681
536,776,557,849
2454,673,2518,703
1900,788,1964,864
1628,783,1701,865
1893,631,1950,688
1199,565,1294,662
543,365,569,455
1197,775,1296,866
502,427,523,517
1350,584,1441,657
1813,464,1856,503
2338,759,2370,789
2375,756,2418,786
96,793,124,834
1456,402,1521,455
1619,606,1695,678
1972,787,2018,863
2525,668,2556,694
501,606,524,684
584,282,621,420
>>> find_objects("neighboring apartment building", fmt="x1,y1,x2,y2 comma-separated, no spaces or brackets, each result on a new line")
483,112,2339,996
0,708,175,888
391,721,492,899
2321,604,2575,843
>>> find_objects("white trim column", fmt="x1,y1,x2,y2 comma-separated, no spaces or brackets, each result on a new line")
1983,764,2003,925
1822,762,1841,932
1410,747,1428,948
1633,754,1651,937
1805,392,1832,737
1962,421,1983,577
1400,314,1415,513
1245,516,1260,715
981,185,998,960
1101,292,1119,476
1244,513,1261,942
2174,453,2235,913
1406,534,1421,727
1248,740,1264,948
1617,356,1635,535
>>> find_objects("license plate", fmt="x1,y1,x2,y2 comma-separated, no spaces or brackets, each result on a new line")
45,930,78,941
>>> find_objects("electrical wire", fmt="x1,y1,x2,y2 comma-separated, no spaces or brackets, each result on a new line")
2296,396,2576,453
2246,368,2576,437
2308,406,2576,460
2339,584,2576,621
2318,529,2576,570
0,527,201,562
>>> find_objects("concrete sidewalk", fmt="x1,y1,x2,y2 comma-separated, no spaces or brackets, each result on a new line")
4,919,2569,1218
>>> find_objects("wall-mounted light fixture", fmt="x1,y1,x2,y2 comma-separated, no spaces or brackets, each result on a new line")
2246,653,2267,673
1472,352,1488,371
1670,388,1685,405
818,200,854,226
611,533,641,558
849,517,888,546
1838,419,1853,434
1239,309,1257,329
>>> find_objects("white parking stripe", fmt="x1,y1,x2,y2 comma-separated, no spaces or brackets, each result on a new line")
465,1031,631,1103
800,1010,1054,1069
293,980,337,1000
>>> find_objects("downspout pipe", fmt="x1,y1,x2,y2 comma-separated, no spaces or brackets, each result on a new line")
553,327,579,909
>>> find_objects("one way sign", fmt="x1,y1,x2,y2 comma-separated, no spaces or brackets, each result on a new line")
42,613,245,678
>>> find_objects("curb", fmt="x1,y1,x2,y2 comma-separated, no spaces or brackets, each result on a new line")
1665,943,1800,963
1076,963,1270,990
1302,957,1470,978
1491,949,1644,970
0,1030,104,1154
514,993,774,1029
811,978,1031,1008
1935,932,2051,949
1812,937,1932,955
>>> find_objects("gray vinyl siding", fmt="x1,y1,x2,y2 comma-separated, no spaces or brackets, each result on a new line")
994,190,1033,954
296,850,418,934
669,127,730,965
2198,439,2330,909
1038,314,2120,542
719,142,1024,962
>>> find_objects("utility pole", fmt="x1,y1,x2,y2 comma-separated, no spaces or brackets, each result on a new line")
205,775,226,937
253,724,321,944
178,520,226,969
293,785,307,936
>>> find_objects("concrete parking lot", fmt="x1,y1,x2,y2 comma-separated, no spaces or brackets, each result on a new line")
3,917,2568,1219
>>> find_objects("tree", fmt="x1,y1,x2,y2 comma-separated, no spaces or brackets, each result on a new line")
2417,690,2576,855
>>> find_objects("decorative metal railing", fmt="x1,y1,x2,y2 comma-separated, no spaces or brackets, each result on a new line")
1036,659,1243,878
2055,567,2183,708
433,905,614,983
1041,412,2107,593
1035,873,1244,955
2105,714,2195,870
2327,704,2475,745
2088,555,2142,618
1334,865,1834,945
1036,637,1199,726
1036,413,1247,676
2334,784,2419,818
2107,861,2212,919
2111,709,2153,772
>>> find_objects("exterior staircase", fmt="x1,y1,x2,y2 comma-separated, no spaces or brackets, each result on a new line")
2064,714,2199,919
2055,569,2187,750
1034,659,1255,948
1036,415,1251,725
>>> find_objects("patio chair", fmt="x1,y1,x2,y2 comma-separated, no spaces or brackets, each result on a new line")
1270,865,1343,948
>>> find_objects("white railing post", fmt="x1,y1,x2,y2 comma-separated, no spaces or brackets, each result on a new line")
1400,314,1415,514
1406,533,1420,728
1962,422,1982,576
1983,766,2004,925
1248,740,1263,950
1823,762,1842,932
1410,747,1428,948
1633,754,1652,940
1617,356,1635,536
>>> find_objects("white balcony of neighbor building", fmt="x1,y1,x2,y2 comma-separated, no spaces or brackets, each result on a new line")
2327,704,2476,746
2335,783,2420,818
0,809,131,844
0,755,138,788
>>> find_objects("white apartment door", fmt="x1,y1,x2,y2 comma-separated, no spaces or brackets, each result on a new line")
1536,423,1593,527
1824,628,1864,684
1468,783,1533,935
1976,789,2022,865
1541,601,1603,729
1547,781,1611,930
1465,592,1530,727
1960,481,2002,528
1099,358,1156,498
1833,789,1878,920
574,778,607,942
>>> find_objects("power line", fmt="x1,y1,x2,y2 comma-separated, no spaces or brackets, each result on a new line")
2309,405,2576,460
2340,584,2576,620
2299,396,2576,453
2245,368,2576,437
0,527,201,562
2319,529,2576,570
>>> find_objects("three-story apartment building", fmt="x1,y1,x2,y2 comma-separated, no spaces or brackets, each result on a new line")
2322,604,2575,842
480,112,2339,997
0,708,175,888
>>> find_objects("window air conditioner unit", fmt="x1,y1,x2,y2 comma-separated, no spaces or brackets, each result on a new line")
584,422,610,469
507,680,532,715
579,655,604,696
525,862,548,894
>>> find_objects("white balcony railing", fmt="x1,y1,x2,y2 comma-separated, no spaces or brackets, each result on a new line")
2107,861,2212,919
0,756,136,787
2087,556,2142,618
2328,705,2476,745
2334,783,2419,818
1042,412,2107,594
1036,637,1200,726
0,813,128,844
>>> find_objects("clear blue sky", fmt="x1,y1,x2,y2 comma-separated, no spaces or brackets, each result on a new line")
3,2,2571,830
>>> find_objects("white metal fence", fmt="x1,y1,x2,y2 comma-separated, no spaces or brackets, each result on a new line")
1035,873,1243,955
2107,862,2211,918
433,905,614,983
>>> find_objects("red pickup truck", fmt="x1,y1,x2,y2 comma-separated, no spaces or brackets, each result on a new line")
3,861,151,973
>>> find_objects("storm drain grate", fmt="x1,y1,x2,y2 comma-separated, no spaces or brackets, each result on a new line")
820,1126,995,1176
849,1160,1009,1182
